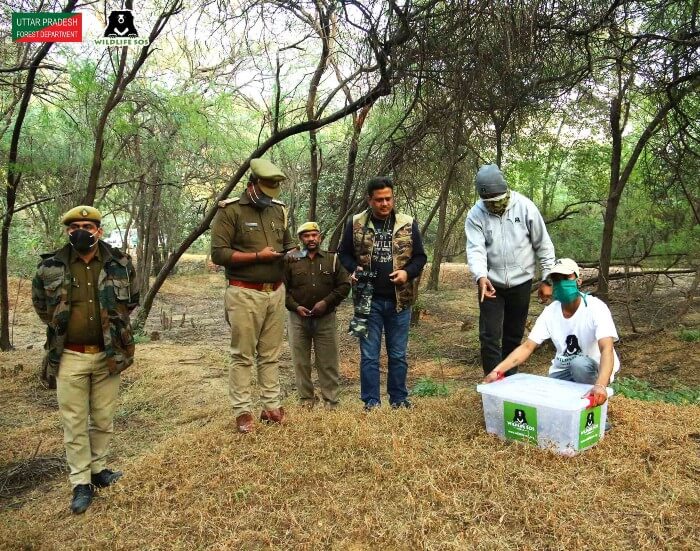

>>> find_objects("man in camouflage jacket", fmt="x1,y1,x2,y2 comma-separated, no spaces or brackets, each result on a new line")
32,205,138,514
339,177,427,411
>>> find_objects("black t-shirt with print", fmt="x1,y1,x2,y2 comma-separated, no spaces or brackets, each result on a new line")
370,215,395,299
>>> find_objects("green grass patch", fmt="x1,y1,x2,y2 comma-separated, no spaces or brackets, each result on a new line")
678,328,700,342
412,377,450,397
611,376,700,405
133,332,151,344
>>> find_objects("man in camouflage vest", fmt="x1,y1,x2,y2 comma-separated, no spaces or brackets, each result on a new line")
211,158,296,434
339,177,427,411
32,205,138,514
284,222,350,409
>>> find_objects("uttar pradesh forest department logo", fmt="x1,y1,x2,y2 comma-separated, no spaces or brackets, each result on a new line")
12,12,82,43
95,10,149,46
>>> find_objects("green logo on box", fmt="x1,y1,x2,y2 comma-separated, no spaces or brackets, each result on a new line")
504,402,537,444
578,406,601,449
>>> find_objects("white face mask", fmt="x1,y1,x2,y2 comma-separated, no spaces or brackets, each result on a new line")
482,191,508,202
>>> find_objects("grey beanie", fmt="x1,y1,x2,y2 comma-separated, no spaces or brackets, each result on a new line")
475,164,508,197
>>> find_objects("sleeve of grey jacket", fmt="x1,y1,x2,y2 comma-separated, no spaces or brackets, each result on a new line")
527,204,555,280
465,210,488,283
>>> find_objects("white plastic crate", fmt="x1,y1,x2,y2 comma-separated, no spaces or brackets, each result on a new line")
476,373,613,456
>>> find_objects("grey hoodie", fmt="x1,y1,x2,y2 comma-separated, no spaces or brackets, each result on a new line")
465,190,555,288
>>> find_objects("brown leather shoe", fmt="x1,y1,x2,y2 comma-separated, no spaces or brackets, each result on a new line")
236,412,255,434
260,407,286,424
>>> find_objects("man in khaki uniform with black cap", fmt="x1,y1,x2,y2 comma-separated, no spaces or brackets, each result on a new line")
211,158,295,433
32,206,138,514
284,222,350,409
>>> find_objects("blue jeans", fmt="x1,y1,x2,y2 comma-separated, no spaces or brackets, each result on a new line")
359,297,411,405
549,355,599,384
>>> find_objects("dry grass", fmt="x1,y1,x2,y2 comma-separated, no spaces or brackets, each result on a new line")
1,264,698,550
0,389,698,550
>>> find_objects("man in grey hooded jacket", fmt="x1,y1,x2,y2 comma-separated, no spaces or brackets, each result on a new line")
465,164,555,376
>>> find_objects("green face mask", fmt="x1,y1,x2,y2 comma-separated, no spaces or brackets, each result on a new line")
553,279,580,304
483,189,511,215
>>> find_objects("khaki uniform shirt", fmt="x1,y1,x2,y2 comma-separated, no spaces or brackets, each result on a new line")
284,250,350,314
66,247,104,345
210,192,293,283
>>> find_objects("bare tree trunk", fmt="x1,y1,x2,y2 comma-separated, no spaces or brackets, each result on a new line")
494,123,503,167
426,191,449,290
420,199,441,238
0,0,78,350
329,104,372,250
308,129,320,221
83,0,183,205
598,74,697,296
304,1,334,222
136,179,162,295
426,162,458,290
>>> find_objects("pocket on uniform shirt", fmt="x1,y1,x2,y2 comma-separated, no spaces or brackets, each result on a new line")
112,279,131,301
241,223,263,247
43,275,64,304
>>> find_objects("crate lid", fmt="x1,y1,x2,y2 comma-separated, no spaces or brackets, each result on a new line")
476,373,613,411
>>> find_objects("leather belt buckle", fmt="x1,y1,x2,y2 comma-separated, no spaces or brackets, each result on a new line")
84,345,101,354
261,283,274,292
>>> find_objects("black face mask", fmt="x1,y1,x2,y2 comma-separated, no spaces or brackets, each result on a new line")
248,185,273,209
69,229,98,253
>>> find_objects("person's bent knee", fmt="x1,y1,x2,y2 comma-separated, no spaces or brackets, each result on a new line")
569,356,599,384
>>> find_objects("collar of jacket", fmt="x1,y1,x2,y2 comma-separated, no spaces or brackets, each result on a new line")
42,241,128,268
353,209,413,237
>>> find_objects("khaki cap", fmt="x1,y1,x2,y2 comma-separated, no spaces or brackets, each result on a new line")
549,258,580,278
297,221,321,236
61,205,102,225
250,158,286,198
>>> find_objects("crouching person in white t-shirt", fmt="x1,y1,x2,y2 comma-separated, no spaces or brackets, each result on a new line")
483,258,620,408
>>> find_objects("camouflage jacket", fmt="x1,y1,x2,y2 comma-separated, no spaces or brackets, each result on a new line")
32,242,139,387
351,210,418,311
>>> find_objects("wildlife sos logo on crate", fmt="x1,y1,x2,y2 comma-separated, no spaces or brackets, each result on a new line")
578,406,602,450
95,10,149,46
503,402,537,444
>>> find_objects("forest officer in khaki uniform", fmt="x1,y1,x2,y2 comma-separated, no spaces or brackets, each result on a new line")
32,206,138,514
284,222,350,409
210,158,295,434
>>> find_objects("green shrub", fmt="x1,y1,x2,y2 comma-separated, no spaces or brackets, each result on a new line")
412,377,450,397
678,329,700,342
611,376,699,405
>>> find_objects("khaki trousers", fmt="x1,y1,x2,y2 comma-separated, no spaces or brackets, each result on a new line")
225,284,285,417
56,350,120,487
288,311,340,406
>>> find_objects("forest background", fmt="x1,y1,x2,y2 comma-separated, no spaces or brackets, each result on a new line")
1,0,698,346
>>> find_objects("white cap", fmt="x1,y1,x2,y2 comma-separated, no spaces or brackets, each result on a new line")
549,258,580,277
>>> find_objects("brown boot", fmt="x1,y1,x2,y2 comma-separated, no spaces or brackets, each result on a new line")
236,412,255,434
260,407,286,425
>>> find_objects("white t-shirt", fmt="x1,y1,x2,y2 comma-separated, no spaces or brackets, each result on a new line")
528,295,620,380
